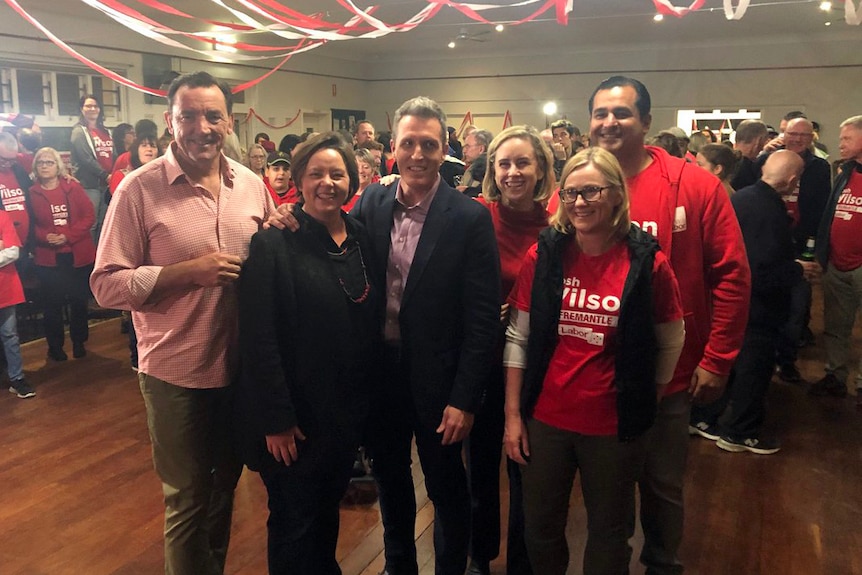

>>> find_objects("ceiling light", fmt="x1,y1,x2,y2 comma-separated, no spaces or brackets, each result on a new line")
825,21,832,25
819,1,832,11
495,24,504,32
208,34,237,53
653,14,664,22
447,41,456,48
543,102,557,116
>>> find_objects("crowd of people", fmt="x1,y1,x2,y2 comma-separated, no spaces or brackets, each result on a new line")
2,70,861,575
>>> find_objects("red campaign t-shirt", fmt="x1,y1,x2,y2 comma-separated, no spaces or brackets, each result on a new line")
90,127,114,173
0,210,25,309
783,189,801,228
509,240,682,436
829,168,862,271
40,186,73,254
0,169,29,243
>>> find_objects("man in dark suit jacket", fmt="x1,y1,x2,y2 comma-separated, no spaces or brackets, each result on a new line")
351,96,501,575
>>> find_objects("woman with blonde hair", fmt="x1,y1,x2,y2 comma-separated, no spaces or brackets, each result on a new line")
504,147,685,574
29,147,96,361
466,125,555,574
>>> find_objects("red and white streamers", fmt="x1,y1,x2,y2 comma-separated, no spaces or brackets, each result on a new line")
652,0,706,17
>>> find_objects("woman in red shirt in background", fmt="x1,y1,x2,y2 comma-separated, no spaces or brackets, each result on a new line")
29,147,96,362
70,94,113,241
464,125,555,575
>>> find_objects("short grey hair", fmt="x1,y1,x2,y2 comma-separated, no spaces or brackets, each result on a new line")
840,115,862,130
470,129,493,149
392,96,447,146
33,147,68,179
0,131,18,152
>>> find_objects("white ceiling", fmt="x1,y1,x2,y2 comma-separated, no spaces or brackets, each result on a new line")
6,0,860,66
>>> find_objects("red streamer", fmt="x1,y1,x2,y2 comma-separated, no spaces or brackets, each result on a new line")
243,107,302,129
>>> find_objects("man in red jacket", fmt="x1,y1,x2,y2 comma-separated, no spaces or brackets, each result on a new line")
588,76,751,575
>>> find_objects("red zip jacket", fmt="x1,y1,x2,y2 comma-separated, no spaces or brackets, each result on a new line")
628,147,751,395
29,179,96,267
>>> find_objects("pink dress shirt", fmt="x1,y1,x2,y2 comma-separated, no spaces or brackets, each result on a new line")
384,176,440,343
91,144,274,389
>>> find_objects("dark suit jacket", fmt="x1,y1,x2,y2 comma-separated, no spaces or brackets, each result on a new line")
351,179,501,430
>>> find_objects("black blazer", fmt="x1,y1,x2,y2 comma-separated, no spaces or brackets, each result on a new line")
351,180,501,429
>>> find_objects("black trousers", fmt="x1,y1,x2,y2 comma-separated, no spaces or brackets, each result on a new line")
465,362,504,565
36,255,92,351
368,347,471,575
693,326,777,438
259,432,358,575
776,275,811,366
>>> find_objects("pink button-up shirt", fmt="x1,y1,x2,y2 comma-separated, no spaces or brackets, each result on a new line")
91,144,274,389
384,176,441,343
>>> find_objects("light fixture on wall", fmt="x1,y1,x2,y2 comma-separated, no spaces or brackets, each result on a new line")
653,14,664,22
207,34,238,53
543,101,557,128
495,24,505,32
447,40,456,48
819,1,832,11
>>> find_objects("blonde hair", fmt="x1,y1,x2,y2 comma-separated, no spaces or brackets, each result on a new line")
32,147,67,180
482,125,555,205
551,147,630,240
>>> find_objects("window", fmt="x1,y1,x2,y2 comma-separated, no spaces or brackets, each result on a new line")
16,69,47,115
57,73,80,116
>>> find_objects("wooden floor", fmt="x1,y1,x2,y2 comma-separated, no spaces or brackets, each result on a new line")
1,285,861,575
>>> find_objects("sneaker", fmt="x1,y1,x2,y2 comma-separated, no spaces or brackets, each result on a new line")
717,436,780,455
47,348,68,362
73,343,87,359
8,378,36,399
777,363,803,384
688,421,720,441
808,373,847,397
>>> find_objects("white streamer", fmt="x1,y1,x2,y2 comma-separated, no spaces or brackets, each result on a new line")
846,0,862,25
723,0,749,20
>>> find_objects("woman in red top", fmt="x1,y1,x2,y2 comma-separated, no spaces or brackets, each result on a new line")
70,94,113,241
109,134,159,195
344,148,376,212
504,148,685,574
465,125,555,575
30,147,96,361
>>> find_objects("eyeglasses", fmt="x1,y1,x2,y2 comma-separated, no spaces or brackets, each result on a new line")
559,185,611,204
36,160,57,167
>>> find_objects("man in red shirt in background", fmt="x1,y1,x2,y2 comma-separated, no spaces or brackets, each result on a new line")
588,76,750,575
0,208,32,398
0,132,33,249
264,151,297,206
811,115,862,402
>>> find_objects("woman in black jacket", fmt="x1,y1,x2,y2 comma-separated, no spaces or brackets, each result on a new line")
503,147,685,575
238,132,380,575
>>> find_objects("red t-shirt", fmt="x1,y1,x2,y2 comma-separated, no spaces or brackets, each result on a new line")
829,168,862,271
17,152,33,174
509,240,682,436
113,151,131,173
0,210,25,308
783,189,801,228
0,169,29,243
265,180,299,207
39,186,73,254
90,127,114,173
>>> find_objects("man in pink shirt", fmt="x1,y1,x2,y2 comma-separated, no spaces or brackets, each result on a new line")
91,71,273,575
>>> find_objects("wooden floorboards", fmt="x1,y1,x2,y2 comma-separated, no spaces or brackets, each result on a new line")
1,284,860,574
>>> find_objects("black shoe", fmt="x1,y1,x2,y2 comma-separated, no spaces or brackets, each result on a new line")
73,344,87,359
47,348,68,362
808,374,847,397
717,435,781,455
467,560,491,575
777,363,803,383
8,378,36,399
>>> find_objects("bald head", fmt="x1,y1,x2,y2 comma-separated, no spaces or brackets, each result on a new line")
784,118,815,155
761,150,804,195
